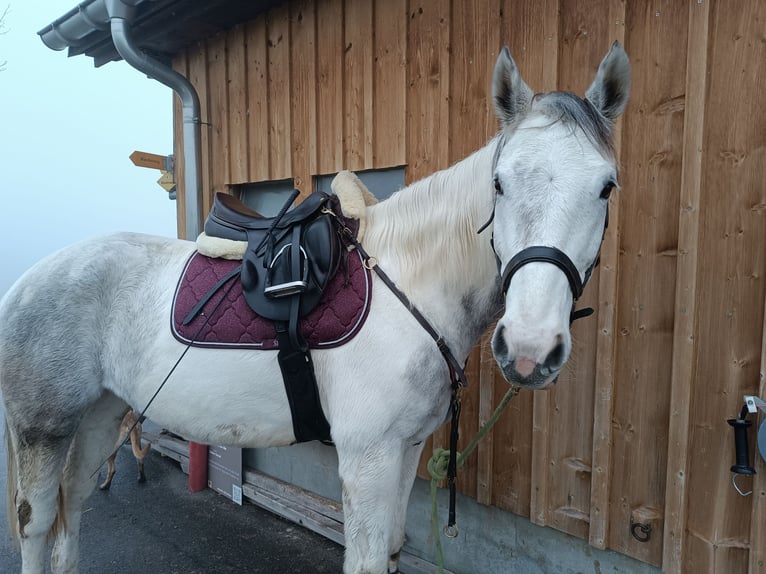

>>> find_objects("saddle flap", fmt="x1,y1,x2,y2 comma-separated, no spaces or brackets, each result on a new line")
241,209,341,321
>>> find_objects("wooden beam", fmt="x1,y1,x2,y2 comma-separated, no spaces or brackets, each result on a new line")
588,0,626,550
662,2,711,571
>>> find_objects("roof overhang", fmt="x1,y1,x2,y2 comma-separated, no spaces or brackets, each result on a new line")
39,0,283,67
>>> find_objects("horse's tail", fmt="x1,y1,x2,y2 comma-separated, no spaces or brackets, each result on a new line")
5,420,19,545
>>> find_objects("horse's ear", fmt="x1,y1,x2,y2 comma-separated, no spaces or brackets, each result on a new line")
493,46,533,128
585,41,631,121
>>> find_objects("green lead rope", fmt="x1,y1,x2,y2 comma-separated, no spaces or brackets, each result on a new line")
427,385,520,572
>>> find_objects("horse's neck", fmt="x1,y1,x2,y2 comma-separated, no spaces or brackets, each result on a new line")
363,143,501,358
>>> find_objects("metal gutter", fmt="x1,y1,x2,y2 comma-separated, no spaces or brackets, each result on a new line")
39,0,203,239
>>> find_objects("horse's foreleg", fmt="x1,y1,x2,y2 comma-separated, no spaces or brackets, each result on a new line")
337,440,405,574
388,441,425,573
51,392,128,574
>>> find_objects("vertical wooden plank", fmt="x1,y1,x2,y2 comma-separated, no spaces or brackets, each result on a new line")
187,41,213,216
683,1,766,572
749,294,766,574
588,0,625,550
290,0,318,198
172,52,187,239
344,0,374,171
228,24,249,185
373,0,406,167
207,33,229,205
316,0,344,175
662,2,710,571
476,332,495,506
406,0,451,481
268,5,292,181
606,1,690,564
246,16,271,181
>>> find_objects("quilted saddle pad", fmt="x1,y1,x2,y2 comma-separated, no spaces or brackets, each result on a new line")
171,249,372,350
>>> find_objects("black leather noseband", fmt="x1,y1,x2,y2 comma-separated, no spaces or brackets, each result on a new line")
501,246,584,299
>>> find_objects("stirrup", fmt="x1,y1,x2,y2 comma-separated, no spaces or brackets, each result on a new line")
264,244,309,298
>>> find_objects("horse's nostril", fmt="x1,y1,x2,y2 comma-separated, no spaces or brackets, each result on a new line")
544,339,565,370
493,324,508,358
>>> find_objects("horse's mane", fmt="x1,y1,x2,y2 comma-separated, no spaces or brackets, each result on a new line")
363,142,498,293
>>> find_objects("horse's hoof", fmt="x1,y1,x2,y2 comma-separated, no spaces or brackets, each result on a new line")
137,473,146,483
99,483,111,491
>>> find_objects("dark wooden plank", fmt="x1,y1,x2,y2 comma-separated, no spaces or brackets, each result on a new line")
372,0,406,168
290,0,318,199
267,5,292,180
246,16,271,181
227,24,249,185
315,0,344,175
343,0,374,171
207,33,230,200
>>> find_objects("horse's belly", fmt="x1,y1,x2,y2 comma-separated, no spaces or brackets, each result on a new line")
108,346,296,448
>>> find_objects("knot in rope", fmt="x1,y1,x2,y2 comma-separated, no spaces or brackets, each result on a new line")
427,447,459,482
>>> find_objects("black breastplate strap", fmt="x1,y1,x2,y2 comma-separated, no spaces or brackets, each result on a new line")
501,245,584,299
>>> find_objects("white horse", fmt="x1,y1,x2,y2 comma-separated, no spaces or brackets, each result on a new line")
1,43,629,574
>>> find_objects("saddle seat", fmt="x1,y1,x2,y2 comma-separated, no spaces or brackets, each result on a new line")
205,191,330,243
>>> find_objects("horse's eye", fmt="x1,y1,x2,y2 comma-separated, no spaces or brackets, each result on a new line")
600,182,616,200
494,178,503,195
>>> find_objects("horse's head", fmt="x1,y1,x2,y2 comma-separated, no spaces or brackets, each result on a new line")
489,42,630,389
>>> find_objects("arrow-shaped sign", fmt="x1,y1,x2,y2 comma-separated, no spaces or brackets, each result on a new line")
130,150,167,171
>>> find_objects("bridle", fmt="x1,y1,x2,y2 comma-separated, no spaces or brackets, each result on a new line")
480,136,610,323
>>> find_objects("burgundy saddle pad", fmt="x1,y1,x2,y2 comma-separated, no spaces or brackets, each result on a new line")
171,249,372,350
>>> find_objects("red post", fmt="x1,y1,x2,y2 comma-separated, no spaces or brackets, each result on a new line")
188,441,208,492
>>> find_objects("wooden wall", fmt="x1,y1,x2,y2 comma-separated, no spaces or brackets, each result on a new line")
172,1,766,571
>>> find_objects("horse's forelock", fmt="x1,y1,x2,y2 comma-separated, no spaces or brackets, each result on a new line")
531,91,615,160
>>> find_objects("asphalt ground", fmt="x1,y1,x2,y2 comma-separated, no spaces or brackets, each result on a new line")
0,407,345,573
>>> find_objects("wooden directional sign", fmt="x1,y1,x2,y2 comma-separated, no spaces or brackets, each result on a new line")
157,170,176,192
130,150,166,171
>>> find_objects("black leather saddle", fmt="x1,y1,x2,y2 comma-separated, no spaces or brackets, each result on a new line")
200,191,347,443
205,191,342,330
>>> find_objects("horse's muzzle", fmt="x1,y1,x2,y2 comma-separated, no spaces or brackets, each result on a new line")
491,324,566,389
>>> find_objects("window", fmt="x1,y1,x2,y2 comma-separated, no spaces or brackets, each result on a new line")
234,178,295,217
314,167,405,202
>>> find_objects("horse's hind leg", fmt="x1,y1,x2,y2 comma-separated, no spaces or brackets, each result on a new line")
51,392,128,574
5,421,74,574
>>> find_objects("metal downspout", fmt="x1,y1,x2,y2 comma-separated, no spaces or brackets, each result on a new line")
106,0,203,239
